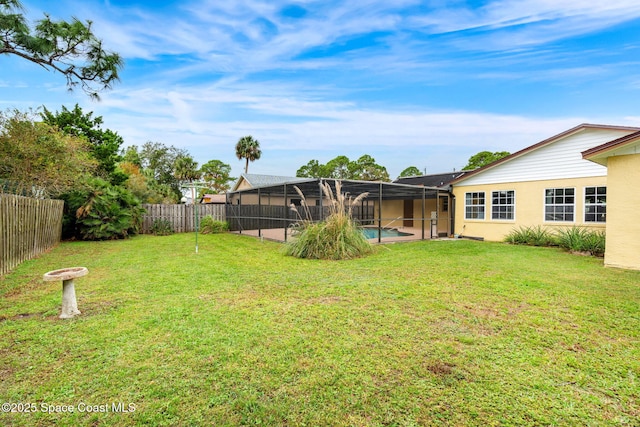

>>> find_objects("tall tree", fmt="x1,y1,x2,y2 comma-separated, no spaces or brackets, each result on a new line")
139,141,186,183
462,151,511,170
200,159,234,194
0,109,97,197
40,104,125,184
235,135,261,174
398,166,421,178
295,155,390,181
174,154,200,204
0,0,123,99
128,141,188,202
325,155,351,179
173,154,200,184
121,145,142,167
296,159,327,178
350,155,390,181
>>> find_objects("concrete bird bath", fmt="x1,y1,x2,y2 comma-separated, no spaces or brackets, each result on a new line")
43,267,88,319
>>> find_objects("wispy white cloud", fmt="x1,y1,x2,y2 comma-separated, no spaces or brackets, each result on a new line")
87,79,606,176
12,0,640,178
410,0,640,50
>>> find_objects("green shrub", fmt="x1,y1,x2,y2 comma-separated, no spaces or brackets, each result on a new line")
506,225,605,257
199,216,229,234
151,218,174,236
60,178,145,240
555,226,606,256
285,181,373,260
504,225,555,246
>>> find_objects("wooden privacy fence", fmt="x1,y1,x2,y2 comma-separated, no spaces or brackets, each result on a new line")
1,194,64,275
141,204,226,234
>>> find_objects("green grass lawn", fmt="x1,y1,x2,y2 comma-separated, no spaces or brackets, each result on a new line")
1,233,639,426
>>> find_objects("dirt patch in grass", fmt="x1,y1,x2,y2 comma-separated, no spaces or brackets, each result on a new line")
0,311,49,322
427,361,456,376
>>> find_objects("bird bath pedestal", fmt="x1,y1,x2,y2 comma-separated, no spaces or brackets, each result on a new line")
43,267,88,319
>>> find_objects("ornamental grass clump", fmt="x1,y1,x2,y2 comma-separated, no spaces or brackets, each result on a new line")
504,225,555,246
505,225,606,257
555,226,606,256
285,181,373,260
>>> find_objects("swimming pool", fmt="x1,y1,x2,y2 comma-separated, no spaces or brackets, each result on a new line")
361,227,414,239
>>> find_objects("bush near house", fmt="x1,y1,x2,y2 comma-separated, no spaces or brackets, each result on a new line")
504,225,556,247
505,225,606,256
555,226,606,256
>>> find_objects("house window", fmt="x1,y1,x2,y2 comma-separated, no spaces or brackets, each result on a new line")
545,188,575,222
439,196,449,213
492,190,515,220
585,186,606,223
465,192,485,220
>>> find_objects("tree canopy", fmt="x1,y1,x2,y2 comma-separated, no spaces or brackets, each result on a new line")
235,135,261,174
0,109,97,197
398,166,422,178
129,142,189,202
296,155,390,181
462,151,511,171
0,0,123,99
200,160,235,194
173,154,200,184
40,104,125,184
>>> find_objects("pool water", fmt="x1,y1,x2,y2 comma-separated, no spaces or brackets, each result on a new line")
361,228,414,239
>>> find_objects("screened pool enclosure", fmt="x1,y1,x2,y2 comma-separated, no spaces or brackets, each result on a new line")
225,178,453,243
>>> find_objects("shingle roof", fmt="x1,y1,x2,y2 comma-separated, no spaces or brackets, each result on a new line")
232,173,309,191
393,172,466,188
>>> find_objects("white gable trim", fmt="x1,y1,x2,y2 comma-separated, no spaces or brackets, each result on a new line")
456,128,632,186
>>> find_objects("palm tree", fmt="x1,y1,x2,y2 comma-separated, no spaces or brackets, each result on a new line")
235,135,262,174
173,155,200,183
173,155,201,204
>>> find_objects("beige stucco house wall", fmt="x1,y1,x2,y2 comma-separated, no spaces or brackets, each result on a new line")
451,124,640,242
453,177,608,241
583,132,640,270
604,155,640,270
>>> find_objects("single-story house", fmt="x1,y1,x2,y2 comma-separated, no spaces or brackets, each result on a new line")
450,123,640,270
227,125,640,270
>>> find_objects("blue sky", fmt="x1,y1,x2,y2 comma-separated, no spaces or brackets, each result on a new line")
3,0,640,180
